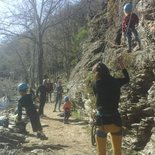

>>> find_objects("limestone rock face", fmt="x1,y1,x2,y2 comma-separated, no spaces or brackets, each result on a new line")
137,0,155,43
68,40,105,98
68,0,155,153
141,82,155,154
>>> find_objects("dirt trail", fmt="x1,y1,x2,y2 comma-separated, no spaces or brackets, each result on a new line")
24,103,96,155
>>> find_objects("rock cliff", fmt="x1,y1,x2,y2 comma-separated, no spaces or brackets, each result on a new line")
68,0,155,153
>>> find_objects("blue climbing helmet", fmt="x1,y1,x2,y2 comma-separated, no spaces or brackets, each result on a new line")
123,3,133,13
64,96,69,102
18,83,29,92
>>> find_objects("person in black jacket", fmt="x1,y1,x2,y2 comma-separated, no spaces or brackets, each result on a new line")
92,56,130,155
17,83,47,140
36,80,47,116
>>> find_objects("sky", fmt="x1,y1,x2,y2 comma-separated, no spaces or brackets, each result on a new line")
0,1,8,14
0,0,21,21
0,0,79,13
0,0,17,12
0,0,80,42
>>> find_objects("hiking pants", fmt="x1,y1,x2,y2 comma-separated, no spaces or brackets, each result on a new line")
39,97,46,115
54,95,62,111
64,109,71,119
115,28,122,45
96,124,122,155
126,28,141,51
27,109,42,132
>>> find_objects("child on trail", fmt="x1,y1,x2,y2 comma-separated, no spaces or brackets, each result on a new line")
16,83,48,140
122,3,141,52
63,96,72,124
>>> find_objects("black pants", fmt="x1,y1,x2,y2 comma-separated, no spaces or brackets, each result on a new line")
39,97,46,115
114,28,122,45
95,112,122,127
27,109,42,132
64,109,71,119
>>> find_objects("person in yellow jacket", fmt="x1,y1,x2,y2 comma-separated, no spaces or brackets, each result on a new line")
92,56,130,155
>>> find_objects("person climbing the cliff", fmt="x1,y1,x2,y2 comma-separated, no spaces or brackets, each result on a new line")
92,55,130,155
122,2,141,53
16,83,48,140
36,80,47,117
63,96,72,124
53,81,63,112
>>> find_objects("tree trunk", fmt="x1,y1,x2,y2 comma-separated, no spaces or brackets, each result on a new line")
38,35,44,85
30,46,36,88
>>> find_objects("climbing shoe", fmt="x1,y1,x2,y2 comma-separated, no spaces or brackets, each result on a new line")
127,49,132,53
37,133,48,140
64,119,69,124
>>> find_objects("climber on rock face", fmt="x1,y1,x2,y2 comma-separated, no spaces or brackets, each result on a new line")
122,3,141,53
114,3,141,52
92,55,130,155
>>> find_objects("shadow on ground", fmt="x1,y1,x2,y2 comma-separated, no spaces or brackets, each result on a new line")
69,119,88,125
22,143,69,152
40,113,88,126
45,116,88,125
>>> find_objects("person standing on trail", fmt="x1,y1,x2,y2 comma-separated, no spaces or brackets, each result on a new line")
122,2,141,52
46,79,53,103
16,83,48,140
42,74,49,103
92,56,130,155
53,81,63,112
36,80,47,117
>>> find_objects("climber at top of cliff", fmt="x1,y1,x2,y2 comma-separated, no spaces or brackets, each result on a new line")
114,2,141,52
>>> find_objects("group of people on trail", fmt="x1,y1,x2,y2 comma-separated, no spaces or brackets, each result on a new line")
14,2,138,154
35,77,63,116
16,77,72,139
16,54,129,153
115,2,141,53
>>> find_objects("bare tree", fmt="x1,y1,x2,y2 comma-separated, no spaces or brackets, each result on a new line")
0,0,65,84
0,0,99,83
44,0,88,80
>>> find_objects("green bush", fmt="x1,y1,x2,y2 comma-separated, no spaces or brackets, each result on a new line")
108,52,136,77
83,71,96,110
75,27,88,45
